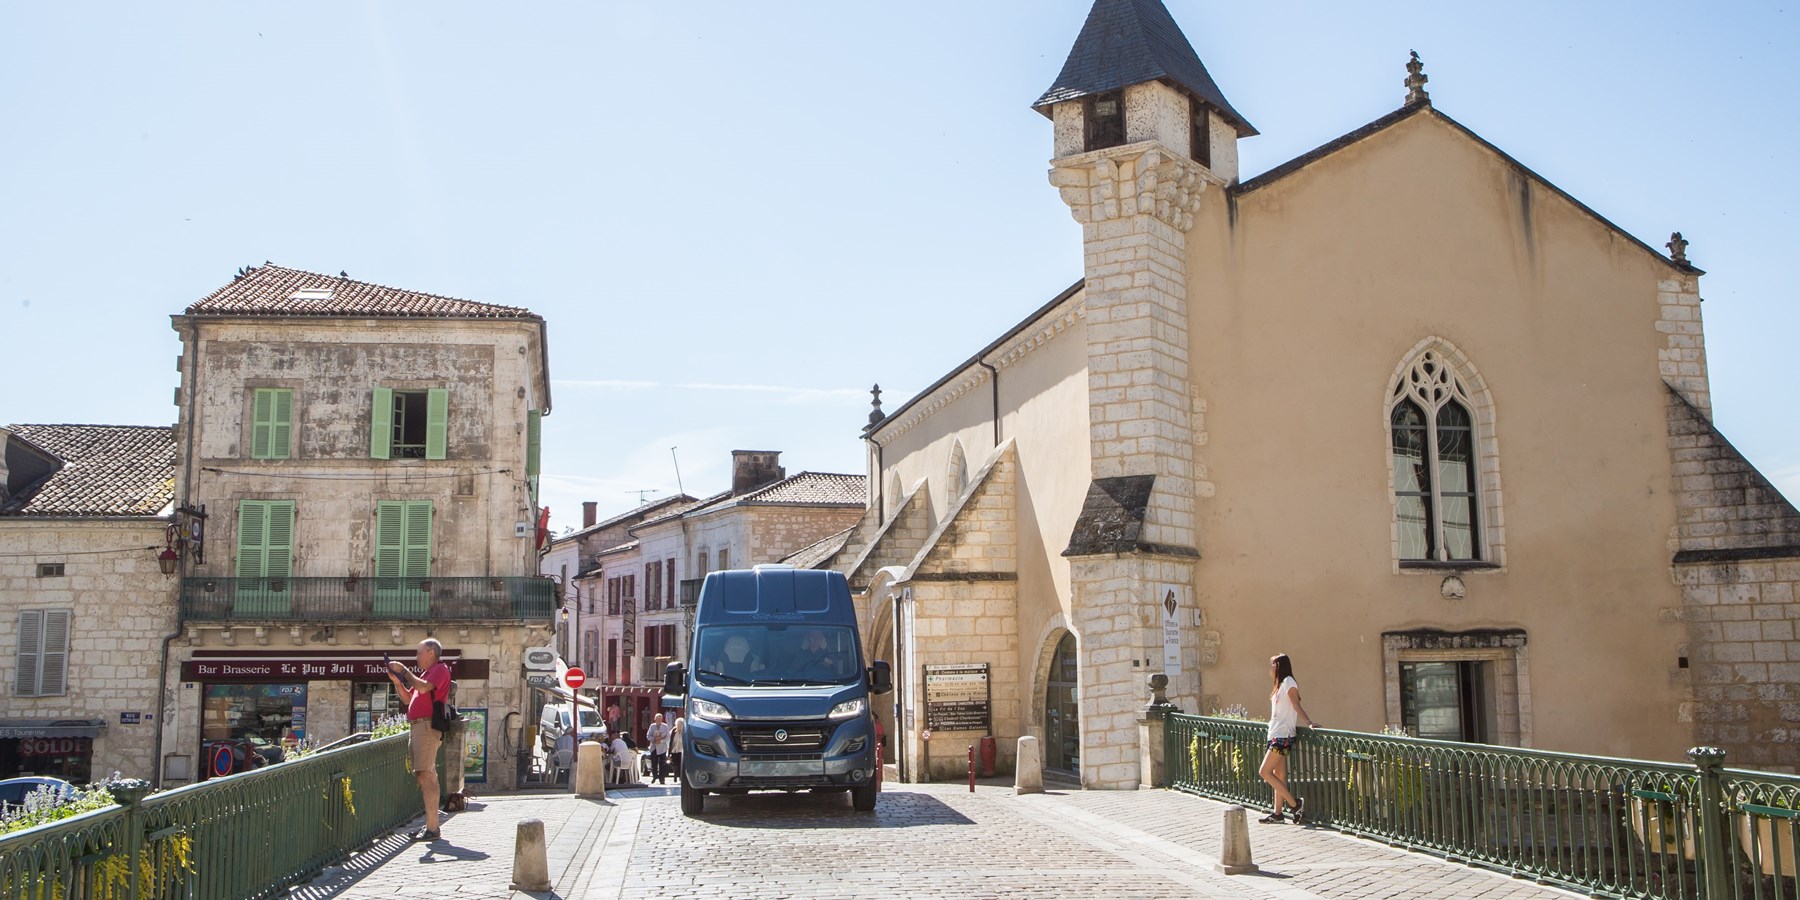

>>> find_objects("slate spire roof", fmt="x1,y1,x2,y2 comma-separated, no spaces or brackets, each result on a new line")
185,264,539,320
1033,0,1256,137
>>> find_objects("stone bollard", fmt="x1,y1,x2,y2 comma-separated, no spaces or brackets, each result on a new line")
1214,805,1258,875
1014,735,1044,795
508,818,552,892
575,740,607,798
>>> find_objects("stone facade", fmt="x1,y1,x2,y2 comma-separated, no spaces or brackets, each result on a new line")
0,519,174,780
162,268,552,788
835,0,1797,791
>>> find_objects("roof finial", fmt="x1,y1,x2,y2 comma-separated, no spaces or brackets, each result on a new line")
1404,50,1431,106
867,384,885,427
1667,232,1690,265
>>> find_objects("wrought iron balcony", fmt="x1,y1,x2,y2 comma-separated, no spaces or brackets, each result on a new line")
179,576,558,623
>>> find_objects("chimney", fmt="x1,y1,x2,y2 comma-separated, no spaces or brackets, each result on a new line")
582,502,598,529
731,450,785,495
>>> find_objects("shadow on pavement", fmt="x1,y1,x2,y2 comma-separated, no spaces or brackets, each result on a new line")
417,842,491,863
290,830,416,899
697,790,975,829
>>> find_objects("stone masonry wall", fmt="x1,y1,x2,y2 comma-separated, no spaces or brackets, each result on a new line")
1672,558,1800,771
0,519,176,781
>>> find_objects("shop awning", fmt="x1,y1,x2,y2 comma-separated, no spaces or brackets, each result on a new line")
0,719,105,740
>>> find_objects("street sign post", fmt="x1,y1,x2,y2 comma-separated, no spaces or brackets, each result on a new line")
564,667,587,690
563,667,587,793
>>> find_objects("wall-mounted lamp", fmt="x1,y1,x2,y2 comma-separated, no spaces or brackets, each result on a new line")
158,547,179,576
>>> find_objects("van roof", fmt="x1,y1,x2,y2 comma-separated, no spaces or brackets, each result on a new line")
696,568,856,626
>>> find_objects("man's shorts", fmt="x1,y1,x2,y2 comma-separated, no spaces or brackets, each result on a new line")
410,719,442,774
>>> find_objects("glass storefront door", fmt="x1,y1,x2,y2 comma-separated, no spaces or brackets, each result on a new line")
203,684,307,744
1044,633,1080,774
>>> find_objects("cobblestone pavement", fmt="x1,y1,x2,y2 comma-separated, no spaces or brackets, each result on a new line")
305,783,1583,899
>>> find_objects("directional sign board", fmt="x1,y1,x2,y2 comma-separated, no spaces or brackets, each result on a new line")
564,667,587,690
924,663,991,733
525,674,559,689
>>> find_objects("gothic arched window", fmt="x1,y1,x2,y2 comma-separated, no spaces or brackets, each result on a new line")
1391,350,1482,562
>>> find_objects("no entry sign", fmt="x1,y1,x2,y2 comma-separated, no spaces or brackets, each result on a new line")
564,667,586,690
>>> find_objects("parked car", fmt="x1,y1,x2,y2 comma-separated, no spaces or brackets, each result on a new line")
538,704,604,754
0,776,77,811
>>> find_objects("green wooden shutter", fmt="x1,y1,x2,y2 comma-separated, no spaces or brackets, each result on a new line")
269,390,293,460
403,501,433,578
264,501,295,579
425,388,449,460
374,502,404,578
526,409,543,498
236,501,268,578
251,389,292,460
38,611,70,696
251,390,274,459
15,610,41,696
370,387,393,460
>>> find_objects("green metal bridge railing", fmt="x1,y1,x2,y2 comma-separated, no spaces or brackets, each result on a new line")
0,732,435,899
1164,714,1800,899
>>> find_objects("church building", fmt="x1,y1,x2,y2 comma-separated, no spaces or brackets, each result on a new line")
812,0,1800,787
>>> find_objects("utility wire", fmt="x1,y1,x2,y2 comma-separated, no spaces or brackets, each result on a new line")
0,545,159,559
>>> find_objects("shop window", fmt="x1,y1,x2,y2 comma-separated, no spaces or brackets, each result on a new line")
14,610,71,697
249,388,293,460
353,682,406,734
370,386,448,460
0,737,91,784
202,683,307,771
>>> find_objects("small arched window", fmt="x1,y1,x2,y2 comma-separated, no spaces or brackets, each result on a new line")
1391,350,1482,562
946,440,968,501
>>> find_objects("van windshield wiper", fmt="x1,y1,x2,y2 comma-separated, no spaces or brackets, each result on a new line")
696,669,752,686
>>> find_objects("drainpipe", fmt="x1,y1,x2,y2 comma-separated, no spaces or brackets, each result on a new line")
976,359,1001,445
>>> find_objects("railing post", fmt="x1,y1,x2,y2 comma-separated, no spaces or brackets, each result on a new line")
110,778,153,900
1688,746,1731,899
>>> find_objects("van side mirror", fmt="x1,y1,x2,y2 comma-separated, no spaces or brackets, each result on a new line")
663,661,687,697
867,660,892,695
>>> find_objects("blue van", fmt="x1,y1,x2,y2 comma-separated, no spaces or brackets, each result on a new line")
663,565,891,815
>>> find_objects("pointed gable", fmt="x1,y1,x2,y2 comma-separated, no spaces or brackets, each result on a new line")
902,441,1018,581
1666,386,1800,563
1033,0,1255,136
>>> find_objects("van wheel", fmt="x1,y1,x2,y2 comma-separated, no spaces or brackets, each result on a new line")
850,783,878,812
680,780,706,816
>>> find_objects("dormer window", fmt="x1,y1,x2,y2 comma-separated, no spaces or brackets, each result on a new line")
1191,100,1211,167
1084,92,1125,152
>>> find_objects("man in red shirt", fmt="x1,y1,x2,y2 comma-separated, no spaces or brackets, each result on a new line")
388,638,452,841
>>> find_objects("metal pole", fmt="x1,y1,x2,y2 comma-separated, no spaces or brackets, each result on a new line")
570,587,580,792
968,744,976,792
1689,746,1730,900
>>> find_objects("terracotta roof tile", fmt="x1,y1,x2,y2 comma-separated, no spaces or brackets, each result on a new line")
186,264,538,320
2,425,176,517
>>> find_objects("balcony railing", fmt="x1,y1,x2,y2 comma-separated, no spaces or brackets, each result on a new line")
680,578,702,607
179,576,558,623
639,655,673,684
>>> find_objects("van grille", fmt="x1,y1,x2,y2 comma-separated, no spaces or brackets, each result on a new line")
729,725,829,754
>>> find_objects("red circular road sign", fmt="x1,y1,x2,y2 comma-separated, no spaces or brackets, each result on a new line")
563,667,587,690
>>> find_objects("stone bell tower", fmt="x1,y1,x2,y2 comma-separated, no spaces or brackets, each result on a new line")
1036,0,1255,788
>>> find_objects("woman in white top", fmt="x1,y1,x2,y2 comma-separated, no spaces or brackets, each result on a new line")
1259,653,1319,824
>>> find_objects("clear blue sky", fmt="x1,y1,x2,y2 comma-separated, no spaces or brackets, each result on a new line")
2,1,1794,528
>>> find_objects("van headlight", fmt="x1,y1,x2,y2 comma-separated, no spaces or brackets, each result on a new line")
828,698,865,720
690,699,733,722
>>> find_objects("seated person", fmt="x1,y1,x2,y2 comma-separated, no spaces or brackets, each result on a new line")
797,629,844,680
706,634,763,681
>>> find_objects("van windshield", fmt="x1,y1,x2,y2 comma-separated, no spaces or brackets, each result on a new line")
694,624,860,687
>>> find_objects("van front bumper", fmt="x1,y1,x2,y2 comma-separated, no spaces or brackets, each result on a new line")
682,716,878,791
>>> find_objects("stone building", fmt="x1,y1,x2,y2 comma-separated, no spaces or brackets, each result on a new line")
570,451,865,739
0,425,177,782
815,0,1800,786
543,495,694,676
159,264,555,788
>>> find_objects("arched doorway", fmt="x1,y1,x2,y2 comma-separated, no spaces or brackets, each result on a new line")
1044,632,1080,775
